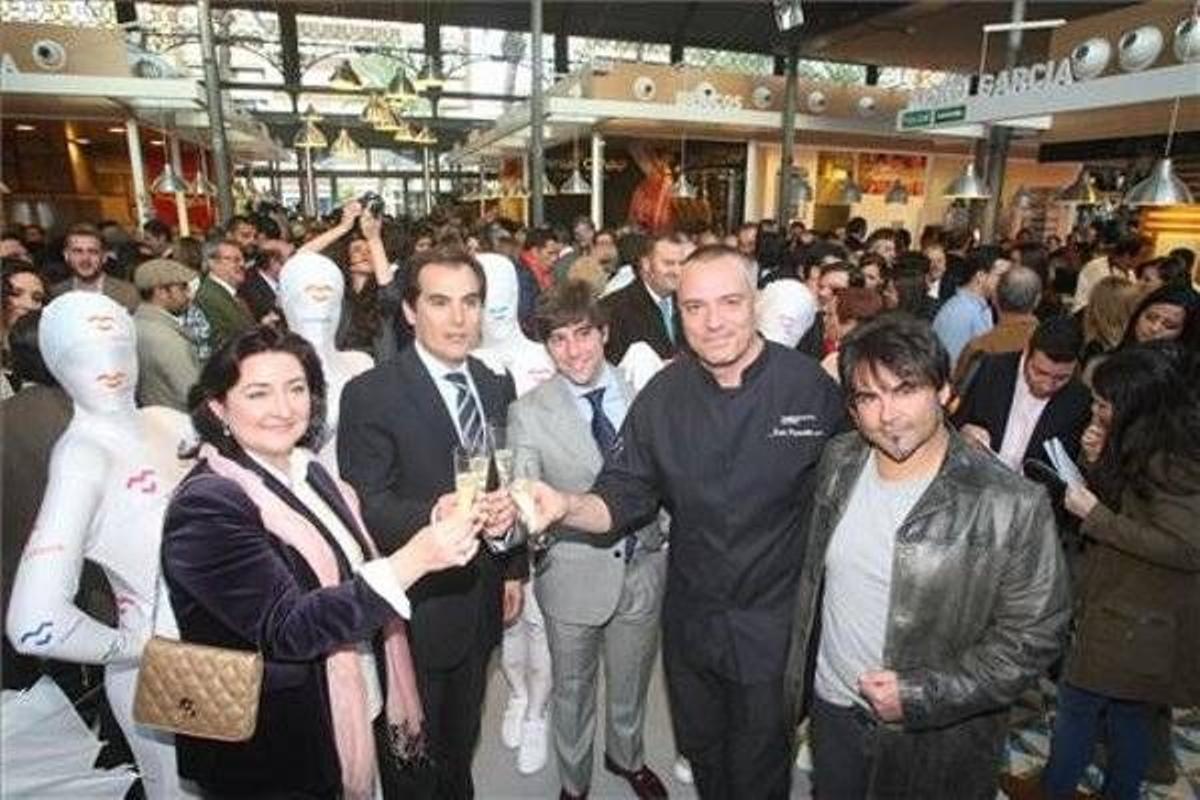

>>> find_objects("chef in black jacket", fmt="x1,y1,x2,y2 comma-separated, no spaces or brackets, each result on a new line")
528,245,846,800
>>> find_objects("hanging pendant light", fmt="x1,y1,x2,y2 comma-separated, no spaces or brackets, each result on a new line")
561,135,592,195
329,128,362,160
413,59,446,91
151,133,189,194
386,68,419,103
329,59,362,90
300,104,323,122
942,162,991,200
1011,185,1035,209
672,135,692,199
393,124,419,144
1057,169,1100,204
1124,98,1194,206
836,175,864,204
189,149,216,197
293,119,328,149
884,179,909,204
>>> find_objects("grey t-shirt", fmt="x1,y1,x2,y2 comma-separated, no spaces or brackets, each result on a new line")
814,451,934,708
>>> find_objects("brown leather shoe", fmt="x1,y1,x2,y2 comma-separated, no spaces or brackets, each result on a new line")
603,754,668,799
559,789,587,800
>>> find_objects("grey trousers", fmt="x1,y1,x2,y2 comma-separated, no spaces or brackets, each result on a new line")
543,548,666,794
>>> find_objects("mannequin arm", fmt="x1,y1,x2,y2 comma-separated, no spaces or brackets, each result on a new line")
6,441,144,665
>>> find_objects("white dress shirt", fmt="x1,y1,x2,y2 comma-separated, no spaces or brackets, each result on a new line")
997,355,1050,471
413,339,487,444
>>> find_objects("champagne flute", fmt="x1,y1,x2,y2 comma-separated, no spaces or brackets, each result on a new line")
510,447,552,551
481,426,525,554
453,444,489,516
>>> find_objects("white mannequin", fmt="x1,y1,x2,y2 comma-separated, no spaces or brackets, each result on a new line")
6,292,195,799
278,252,373,475
756,278,818,349
472,252,554,771
474,252,555,395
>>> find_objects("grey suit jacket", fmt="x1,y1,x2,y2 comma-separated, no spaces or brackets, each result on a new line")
133,303,200,411
508,370,664,626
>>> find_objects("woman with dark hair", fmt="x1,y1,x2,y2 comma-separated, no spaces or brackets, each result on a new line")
820,286,884,381
162,325,483,798
1039,343,1200,800
1,258,47,395
1120,283,1196,347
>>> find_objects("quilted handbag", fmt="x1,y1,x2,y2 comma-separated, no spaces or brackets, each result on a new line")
133,635,263,742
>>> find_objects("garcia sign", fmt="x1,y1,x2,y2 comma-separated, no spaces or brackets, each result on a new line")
977,57,1074,97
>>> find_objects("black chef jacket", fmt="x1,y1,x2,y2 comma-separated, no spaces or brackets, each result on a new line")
593,341,847,683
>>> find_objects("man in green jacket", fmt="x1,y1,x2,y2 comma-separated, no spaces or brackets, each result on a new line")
193,237,254,353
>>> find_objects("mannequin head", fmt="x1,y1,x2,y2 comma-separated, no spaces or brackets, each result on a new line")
476,252,522,347
756,278,817,348
40,291,137,415
279,252,345,351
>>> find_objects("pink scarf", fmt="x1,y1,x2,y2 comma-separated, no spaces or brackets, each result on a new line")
201,445,424,800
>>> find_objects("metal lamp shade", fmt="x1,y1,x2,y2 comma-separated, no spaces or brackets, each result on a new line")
189,175,217,197
386,69,418,102
943,163,991,199
1124,158,1194,206
561,168,593,195
293,120,328,149
673,172,696,199
330,129,362,160
1057,170,1100,204
151,163,189,194
837,178,864,204
414,61,446,91
884,180,909,204
329,59,362,90
413,126,438,146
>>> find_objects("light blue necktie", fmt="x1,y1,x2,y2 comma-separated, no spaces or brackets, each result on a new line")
658,296,675,345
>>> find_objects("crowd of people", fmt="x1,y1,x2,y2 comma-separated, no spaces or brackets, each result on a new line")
1,200,1197,800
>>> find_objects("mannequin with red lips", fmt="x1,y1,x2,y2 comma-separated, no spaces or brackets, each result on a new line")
278,252,373,475
5,292,195,799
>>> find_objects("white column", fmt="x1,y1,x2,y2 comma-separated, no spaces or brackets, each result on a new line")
169,135,190,237
590,133,604,229
744,140,760,224
126,118,151,225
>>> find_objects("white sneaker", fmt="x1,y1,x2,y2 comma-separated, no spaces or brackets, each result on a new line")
501,697,527,750
673,755,694,785
516,717,549,775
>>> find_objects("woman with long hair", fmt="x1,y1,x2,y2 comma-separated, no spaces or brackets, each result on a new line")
1079,276,1141,382
162,325,483,798
1039,342,1200,799
1,258,47,393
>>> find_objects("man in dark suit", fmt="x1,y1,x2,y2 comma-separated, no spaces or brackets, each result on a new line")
954,315,1091,473
600,232,685,363
239,238,291,325
339,246,525,799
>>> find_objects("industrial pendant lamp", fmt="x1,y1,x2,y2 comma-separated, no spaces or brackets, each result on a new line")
836,173,864,204
1125,98,1194,206
672,135,693,199
189,149,216,197
884,179,909,204
1057,169,1100,204
151,132,189,194
561,135,592,195
386,68,419,104
329,59,362,90
413,59,446,92
292,119,328,149
943,162,991,200
329,128,362,160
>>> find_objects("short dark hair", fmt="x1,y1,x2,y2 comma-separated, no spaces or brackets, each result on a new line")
401,245,487,308
895,251,931,275
143,219,171,240
252,214,282,240
1028,315,1083,363
846,217,867,239
64,223,103,248
188,325,327,455
1110,235,1145,260
535,279,608,341
225,214,254,233
838,313,950,392
525,227,559,251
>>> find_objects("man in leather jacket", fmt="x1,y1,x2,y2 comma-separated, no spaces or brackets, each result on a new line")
784,314,1070,799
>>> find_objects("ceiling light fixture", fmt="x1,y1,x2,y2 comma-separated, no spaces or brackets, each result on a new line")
329,59,362,90
942,162,991,200
884,179,909,204
1124,97,1194,206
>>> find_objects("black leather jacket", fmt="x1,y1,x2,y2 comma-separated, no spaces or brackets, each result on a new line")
785,429,1070,799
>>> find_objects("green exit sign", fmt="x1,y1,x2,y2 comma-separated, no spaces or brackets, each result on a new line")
900,109,932,130
934,105,967,123
899,104,968,131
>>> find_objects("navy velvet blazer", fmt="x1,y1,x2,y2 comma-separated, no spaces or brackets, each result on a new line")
161,454,394,796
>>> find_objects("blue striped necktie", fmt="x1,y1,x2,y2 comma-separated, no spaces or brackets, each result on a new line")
445,372,484,449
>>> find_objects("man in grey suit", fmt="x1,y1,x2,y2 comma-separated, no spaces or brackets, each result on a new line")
131,258,201,410
508,280,668,800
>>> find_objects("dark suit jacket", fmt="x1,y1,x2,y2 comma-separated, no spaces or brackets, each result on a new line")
194,276,254,352
162,454,395,796
239,268,278,323
601,280,679,363
953,350,1092,466
337,347,522,669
